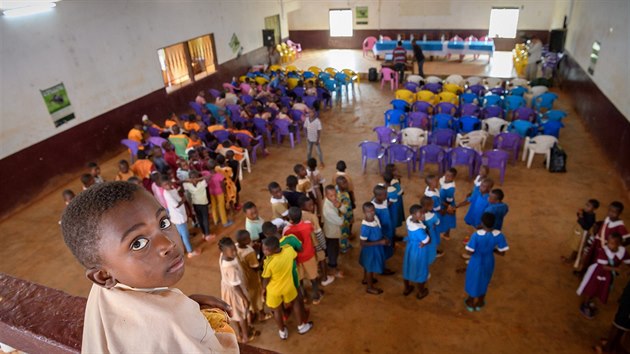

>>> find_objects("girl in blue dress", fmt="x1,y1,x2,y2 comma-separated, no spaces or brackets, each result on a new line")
439,168,458,240
373,185,395,260
421,196,442,264
458,178,495,230
470,166,489,201
385,164,405,227
403,205,431,300
359,202,388,295
464,213,509,311
383,172,403,228
424,174,443,234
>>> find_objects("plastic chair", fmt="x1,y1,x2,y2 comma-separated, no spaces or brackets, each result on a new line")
384,109,407,130
539,120,564,138
432,113,454,130
438,92,459,106
507,120,535,138
407,75,424,84
407,112,430,129
374,126,398,147
513,107,538,123
401,127,428,147
489,87,506,96
412,101,433,114
532,92,558,112
482,94,503,107
387,144,416,177
395,89,416,104
418,144,446,174
235,133,264,164
324,67,338,76
273,119,296,148
445,74,465,87
429,128,456,147
482,117,509,136
522,135,558,169
481,149,509,184
222,83,237,93
485,77,503,87
510,78,529,87
435,102,457,115
381,36,392,41
482,105,505,119
359,141,385,174
509,86,528,96
286,39,302,57
530,85,549,98
403,82,419,93
148,136,168,151
425,76,442,84
460,93,479,105
467,84,486,97
504,95,526,116
416,90,437,105
293,86,305,97
391,99,410,112
208,88,221,98
363,36,378,56
448,146,478,179
493,132,522,163
240,82,252,94
342,69,360,86
443,83,463,96
189,101,205,117
252,118,272,146
542,110,567,122
456,130,488,152
147,126,161,137
422,82,442,94
460,103,481,117
466,76,483,86
458,116,481,133
307,66,321,75
213,129,230,143
120,139,140,163
380,67,398,90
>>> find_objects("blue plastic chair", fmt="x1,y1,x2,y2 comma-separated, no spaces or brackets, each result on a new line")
542,110,567,122
539,120,564,138
458,116,481,133
359,141,385,174
504,95,525,115
507,120,535,138
302,71,315,79
509,86,528,96
482,94,503,107
384,109,407,129
391,99,410,111
448,146,478,179
460,93,479,105
532,92,558,112
432,113,454,130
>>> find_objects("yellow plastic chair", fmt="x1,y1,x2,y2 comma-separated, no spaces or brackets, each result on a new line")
416,90,437,105
324,67,337,76
395,89,416,104
342,69,360,85
308,66,322,75
443,83,463,95
287,77,299,90
269,64,284,73
286,65,299,73
238,75,248,83
276,44,287,63
254,76,269,85
304,78,317,85
438,91,459,105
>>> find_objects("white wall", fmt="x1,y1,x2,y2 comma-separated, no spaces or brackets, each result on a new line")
0,0,291,159
564,0,630,120
289,0,559,31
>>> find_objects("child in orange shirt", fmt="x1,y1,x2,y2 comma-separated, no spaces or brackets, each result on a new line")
115,160,136,181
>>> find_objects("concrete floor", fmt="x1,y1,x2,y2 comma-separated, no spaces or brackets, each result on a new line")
1,66,629,353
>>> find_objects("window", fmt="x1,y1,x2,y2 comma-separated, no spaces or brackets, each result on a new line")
157,34,217,93
488,8,520,38
329,9,352,37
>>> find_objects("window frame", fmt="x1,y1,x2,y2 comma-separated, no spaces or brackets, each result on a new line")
329,8,353,37
488,7,520,39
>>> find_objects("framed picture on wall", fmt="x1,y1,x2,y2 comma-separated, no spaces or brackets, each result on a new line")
356,6,368,25
40,83,75,127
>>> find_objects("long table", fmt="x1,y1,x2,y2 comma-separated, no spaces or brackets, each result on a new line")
372,40,495,59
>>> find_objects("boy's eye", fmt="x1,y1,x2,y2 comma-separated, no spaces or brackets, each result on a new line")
131,238,149,251
160,217,172,229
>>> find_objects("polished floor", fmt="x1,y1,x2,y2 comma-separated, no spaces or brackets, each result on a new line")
1,58,628,354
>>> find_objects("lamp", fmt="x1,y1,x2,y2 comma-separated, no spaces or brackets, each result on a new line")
1,1,59,18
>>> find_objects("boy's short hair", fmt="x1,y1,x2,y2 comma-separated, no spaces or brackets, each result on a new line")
235,230,251,243
373,184,386,195
324,184,336,193
447,167,458,176
216,154,226,164
491,189,504,201
362,202,374,211
189,170,200,178
409,204,422,215
87,161,98,168
293,164,305,174
262,235,279,250
420,196,433,207
307,158,317,169
588,199,600,209
382,171,393,184
609,232,622,242
336,160,347,172
218,236,235,250
243,201,256,212
336,175,347,185
127,176,140,184
298,195,311,208
80,173,93,186
62,189,75,198
118,159,129,166
262,221,278,237
286,175,298,188
481,212,496,229
61,181,142,268
611,201,624,213
288,207,302,223
267,181,281,192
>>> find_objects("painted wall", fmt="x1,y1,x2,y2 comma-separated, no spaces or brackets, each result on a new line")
288,0,559,31
563,0,630,120
0,0,291,159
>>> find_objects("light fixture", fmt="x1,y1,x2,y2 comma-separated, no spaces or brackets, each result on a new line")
1,1,59,18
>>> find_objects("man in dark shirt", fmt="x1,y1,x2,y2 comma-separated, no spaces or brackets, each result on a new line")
412,41,425,76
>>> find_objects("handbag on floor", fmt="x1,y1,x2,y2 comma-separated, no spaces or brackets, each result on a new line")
549,143,567,173
368,67,378,82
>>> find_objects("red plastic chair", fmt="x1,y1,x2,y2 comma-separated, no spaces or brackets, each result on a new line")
380,67,398,91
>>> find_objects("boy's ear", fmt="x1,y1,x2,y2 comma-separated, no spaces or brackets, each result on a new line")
86,268,117,289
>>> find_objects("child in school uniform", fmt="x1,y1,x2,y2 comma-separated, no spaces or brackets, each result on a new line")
294,164,318,207
383,172,403,234
458,178,495,230
577,233,630,319
306,158,325,212
421,196,443,264
243,201,265,247
218,237,258,343
403,204,431,300
359,202,388,295
439,168,458,240
336,175,354,253
60,182,238,353
581,202,628,270
562,199,599,266
268,181,289,219
471,166,489,200
81,173,95,190
114,160,135,181
183,170,213,241
424,174,443,238
464,213,509,312
484,189,509,230
215,155,237,212
323,184,346,278
385,164,405,230
130,150,154,181
235,230,271,323
87,162,104,184
299,195,334,286
335,160,356,210
206,159,233,227
373,185,395,260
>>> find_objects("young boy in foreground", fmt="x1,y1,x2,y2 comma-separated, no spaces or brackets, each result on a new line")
60,181,238,353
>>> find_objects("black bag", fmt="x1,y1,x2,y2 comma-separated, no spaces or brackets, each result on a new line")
549,143,567,172
368,67,378,82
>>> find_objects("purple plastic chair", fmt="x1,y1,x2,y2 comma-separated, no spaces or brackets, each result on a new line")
482,105,505,118
189,101,205,116
489,87,505,96
407,112,430,129
373,126,397,147
423,82,442,94
293,87,305,97
273,119,295,148
493,132,522,163
513,107,537,123
359,141,385,174
460,103,481,117
435,102,457,116
387,144,416,178
252,118,272,145
417,144,446,174
412,101,433,114
467,84,486,97
148,137,168,151
241,94,254,105
213,129,230,143
303,96,318,109
208,89,221,98
279,96,292,108
429,129,456,147
481,149,509,184
404,82,419,92
120,139,140,163
147,126,161,137
235,133,264,164
288,110,303,143
448,146,478,179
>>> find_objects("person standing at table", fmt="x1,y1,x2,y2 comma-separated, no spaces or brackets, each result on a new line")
392,41,407,84
526,37,542,80
412,41,425,77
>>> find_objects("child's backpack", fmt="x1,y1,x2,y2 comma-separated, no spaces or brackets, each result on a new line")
548,143,567,173
369,67,378,82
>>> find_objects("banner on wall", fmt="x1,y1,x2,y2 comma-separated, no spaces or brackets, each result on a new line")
40,83,75,127
356,6,368,24
229,33,241,54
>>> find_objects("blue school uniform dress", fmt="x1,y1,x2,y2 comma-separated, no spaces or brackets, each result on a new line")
471,175,483,200
484,202,509,230
359,217,386,274
424,211,441,264
464,192,490,228
385,184,403,229
424,187,444,233
393,179,405,227
464,229,509,297
372,199,394,259
439,176,457,232
403,216,431,283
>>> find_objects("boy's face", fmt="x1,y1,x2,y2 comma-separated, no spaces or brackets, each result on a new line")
608,237,620,251
270,187,283,199
119,163,129,173
584,202,594,213
296,167,307,178
427,178,437,189
262,243,278,256
91,190,185,288
444,171,455,183
608,206,621,220
302,200,315,213
374,190,387,203
480,181,493,194
325,189,338,202
91,166,101,176
411,209,424,221
363,206,375,221
245,206,259,220
84,176,95,187
222,244,237,259
488,193,498,204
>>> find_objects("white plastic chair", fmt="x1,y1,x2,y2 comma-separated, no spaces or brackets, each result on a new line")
406,75,424,84
530,85,549,97
482,117,509,137
456,131,488,153
445,74,465,86
401,127,427,148
425,76,442,84
510,78,529,87
485,77,503,87
466,76,483,86
521,135,558,169
216,146,251,179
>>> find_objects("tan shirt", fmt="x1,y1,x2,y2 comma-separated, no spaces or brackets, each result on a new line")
323,198,346,239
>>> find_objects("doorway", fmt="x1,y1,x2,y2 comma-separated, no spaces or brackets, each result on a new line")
264,14,281,46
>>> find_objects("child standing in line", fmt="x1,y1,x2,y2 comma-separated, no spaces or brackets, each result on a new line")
176,160,191,182
299,195,334,286
403,204,431,300
583,202,628,269
336,176,354,253
150,173,168,209
235,230,271,323
262,237,313,340
335,161,356,210
421,196,443,264
283,175,304,208
373,185,395,260
183,170,213,241
322,184,346,278
385,164,405,231
306,158,325,212
206,160,233,227
484,189,509,230
424,175,443,240
81,173,96,190
162,180,200,258
218,237,258,343
87,162,104,184
577,233,630,319
115,160,135,181
303,111,324,167
459,178,495,230
268,182,289,219
225,151,241,207
439,168,458,240
471,166,489,199
294,164,318,208
243,202,265,248
562,199,599,265
215,155,238,212
359,202,388,295
464,213,509,312
382,172,403,237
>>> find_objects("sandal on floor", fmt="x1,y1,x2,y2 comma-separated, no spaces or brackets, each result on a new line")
259,313,273,322
366,288,383,295
361,278,378,285
403,286,414,296
464,299,475,312
382,269,396,276
416,288,429,300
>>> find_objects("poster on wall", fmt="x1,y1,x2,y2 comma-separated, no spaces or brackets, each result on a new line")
229,33,241,54
356,6,368,25
40,83,75,127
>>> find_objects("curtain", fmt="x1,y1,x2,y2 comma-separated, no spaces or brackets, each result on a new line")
164,43,189,85
188,35,215,74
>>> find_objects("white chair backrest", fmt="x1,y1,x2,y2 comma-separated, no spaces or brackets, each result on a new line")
445,74,465,86
482,117,509,136
526,135,558,152
466,76,482,86
425,76,442,84
407,75,423,84
485,77,503,87
510,78,529,87
456,131,488,152
401,127,427,146
530,85,549,97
